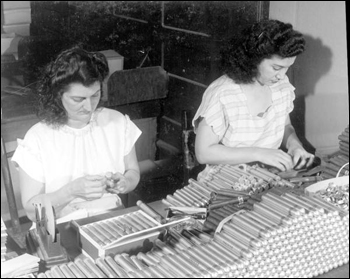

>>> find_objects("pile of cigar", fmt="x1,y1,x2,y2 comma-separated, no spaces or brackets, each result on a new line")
162,164,294,209
161,164,297,232
161,163,303,233
322,125,349,179
37,191,349,278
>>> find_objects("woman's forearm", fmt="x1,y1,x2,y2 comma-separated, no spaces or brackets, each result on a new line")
195,144,262,165
24,184,75,222
195,142,295,171
282,124,303,151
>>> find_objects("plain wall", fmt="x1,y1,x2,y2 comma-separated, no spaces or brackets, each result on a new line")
270,1,348,155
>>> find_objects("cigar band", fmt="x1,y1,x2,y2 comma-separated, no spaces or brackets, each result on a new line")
238,196,244,204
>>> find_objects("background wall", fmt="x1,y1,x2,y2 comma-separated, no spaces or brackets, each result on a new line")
270,1,348,156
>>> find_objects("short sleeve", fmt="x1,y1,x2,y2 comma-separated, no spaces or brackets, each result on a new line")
279,76,296,114
124,114,142,156
11,129,45,183
192,87,227,140
286,88,295,114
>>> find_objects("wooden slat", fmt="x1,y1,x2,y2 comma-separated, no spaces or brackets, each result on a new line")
107,66,168,106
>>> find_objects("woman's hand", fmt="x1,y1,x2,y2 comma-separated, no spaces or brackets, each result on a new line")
70,175,107,201
288,146,315,169
257,148,294,171
283,119,314,169
105,172,130,194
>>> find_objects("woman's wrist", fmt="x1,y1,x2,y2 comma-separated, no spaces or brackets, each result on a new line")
287,141,304,154
252,147,264,162
124,169,140,193
65,180,76,199
50,183,75,211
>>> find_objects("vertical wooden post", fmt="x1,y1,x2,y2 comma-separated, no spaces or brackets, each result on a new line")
1,136,21,233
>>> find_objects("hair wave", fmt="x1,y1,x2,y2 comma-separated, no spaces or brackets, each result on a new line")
36,46,109,127
221,19,305,84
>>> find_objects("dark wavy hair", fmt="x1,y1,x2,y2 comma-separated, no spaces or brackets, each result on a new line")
221,19,305,84
36,46,109,127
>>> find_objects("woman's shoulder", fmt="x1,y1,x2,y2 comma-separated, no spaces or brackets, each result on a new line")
208,75,240,89
18,121,56,144
205,75,242,98
98,107,125,118
25,121,52,136
96,107,128,124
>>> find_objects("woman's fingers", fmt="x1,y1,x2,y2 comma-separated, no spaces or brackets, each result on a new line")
306,154,315,167
278,152,294,171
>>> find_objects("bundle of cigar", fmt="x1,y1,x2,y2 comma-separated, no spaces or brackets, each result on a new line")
37,191,349,278
322,125,349,179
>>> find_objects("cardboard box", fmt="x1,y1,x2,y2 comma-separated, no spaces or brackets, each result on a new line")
2,1,31,10
99,49,124,74
1,33,17,55
99,50,124,101
3,23,30,36
3,8,32,25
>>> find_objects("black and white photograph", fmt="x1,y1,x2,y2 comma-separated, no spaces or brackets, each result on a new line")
1,1,348,278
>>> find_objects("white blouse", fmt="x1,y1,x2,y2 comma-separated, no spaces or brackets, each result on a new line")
12,107,142,222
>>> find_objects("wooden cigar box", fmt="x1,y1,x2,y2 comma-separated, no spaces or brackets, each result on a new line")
77,210,190,259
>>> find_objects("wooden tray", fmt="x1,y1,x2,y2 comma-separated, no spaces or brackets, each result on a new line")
78,210,189,259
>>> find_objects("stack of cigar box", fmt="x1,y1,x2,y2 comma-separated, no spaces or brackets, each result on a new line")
322,125,349,179
1,217,8,262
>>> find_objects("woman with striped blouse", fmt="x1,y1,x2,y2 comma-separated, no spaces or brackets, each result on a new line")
192,19,314,181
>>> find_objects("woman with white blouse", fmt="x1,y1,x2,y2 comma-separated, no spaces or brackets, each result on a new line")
12,46,141,223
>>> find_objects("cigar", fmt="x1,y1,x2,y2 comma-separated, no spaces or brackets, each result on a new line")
209,196,249,211
137,200,163,223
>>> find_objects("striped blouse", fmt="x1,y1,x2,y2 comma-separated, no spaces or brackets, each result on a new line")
192,74,295,149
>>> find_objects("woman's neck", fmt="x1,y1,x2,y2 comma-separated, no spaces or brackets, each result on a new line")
66,119,90,129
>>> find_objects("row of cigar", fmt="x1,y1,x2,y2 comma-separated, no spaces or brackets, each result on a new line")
203,164,295,191
37,190,349,278
80,211,160,247
322,125,349,179
162,164,294,210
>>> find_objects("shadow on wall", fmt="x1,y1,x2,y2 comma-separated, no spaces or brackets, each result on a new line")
290,34,333,153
